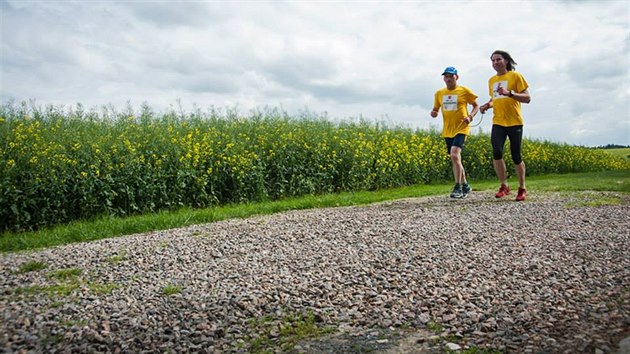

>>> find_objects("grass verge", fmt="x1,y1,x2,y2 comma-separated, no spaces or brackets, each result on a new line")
1,170,628,253
602,147,630,161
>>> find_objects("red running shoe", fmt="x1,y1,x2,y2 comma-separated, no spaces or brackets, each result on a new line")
516,187,527,201
495,184,510,198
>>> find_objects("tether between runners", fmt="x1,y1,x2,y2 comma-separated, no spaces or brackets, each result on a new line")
469,111,485,128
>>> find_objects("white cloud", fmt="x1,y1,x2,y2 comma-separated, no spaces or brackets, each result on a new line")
1,0,628,146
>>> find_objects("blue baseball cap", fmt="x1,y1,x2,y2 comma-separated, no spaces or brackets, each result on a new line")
442,66,458,75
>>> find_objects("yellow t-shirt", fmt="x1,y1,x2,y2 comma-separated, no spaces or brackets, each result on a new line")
433,86,478,138
488,71,529,127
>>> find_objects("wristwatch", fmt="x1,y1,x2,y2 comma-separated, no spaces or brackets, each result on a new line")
509,90,514,97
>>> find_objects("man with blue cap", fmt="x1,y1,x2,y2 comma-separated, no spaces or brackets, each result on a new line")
430,66,480,198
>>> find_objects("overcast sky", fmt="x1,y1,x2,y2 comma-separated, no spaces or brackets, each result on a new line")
1,0,628,147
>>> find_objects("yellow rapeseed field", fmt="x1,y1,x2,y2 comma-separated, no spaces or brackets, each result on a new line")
1,103,628,232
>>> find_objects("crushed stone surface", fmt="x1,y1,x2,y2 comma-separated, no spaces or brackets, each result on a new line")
1,190,629,353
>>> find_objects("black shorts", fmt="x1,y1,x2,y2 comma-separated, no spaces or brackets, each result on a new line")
445,134,467,154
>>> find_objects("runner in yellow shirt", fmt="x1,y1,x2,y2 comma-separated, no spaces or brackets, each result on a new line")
431,66,479,198
479,50,531,201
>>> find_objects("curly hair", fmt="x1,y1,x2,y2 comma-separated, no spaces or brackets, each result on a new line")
491,50,517,71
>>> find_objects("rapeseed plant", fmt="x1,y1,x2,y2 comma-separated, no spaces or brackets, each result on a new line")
1,101,628,232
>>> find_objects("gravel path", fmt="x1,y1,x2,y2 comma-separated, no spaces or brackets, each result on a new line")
1,190,629,353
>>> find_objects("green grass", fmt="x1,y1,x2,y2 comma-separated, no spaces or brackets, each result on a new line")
602,147,630,161
88,282,119,295
15,283,80,298
245,310,336,353
162,284,183,296
18,260,48,273
46,268,83,281
106,253,126,265
565,194,623,208
1,170,628,254
11,264,119,297
426,320,444,333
